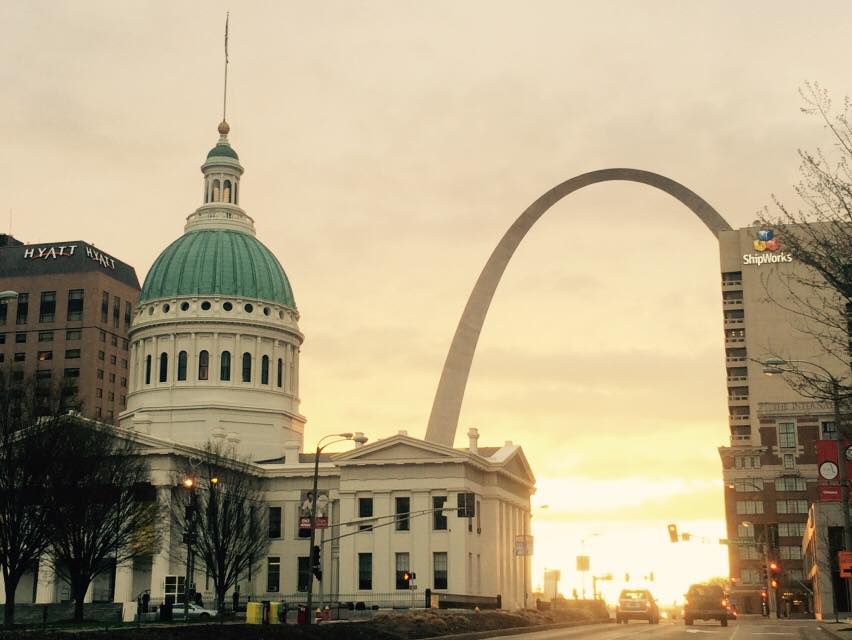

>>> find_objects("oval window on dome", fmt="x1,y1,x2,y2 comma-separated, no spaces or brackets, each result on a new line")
278,311,284,320
223,302,233,312
180,302,190,311
263,307,271,317
148,306,154,316
201,301,211,311
244,304,253,313
163,304,170,313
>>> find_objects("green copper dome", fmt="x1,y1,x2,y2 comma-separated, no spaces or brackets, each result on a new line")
207,144,239,160
140,230,296,308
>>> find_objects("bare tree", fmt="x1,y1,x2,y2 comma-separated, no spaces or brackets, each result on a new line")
172,441,268,615
0,371,74,626
45,422,161,623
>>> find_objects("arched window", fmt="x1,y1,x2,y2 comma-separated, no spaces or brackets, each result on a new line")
145,355,152,385
276,358,283,388
242,352,251,382
177,351,188,381
261,355,270,385
212,179,221,202
204,179,209,203
220,351,231,381
159,353,168,383
198,350,209,380
233,182,238,204
223,179,232,203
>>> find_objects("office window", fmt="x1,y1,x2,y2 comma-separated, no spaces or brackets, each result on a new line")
433,552,448,589
111,335,117,347
395,553,410,589
15,333,26,344
0,333,4,344
738,545,760,560
121,339,128,350
99,330,106,343
96,369,104,380
198,350,209,380
783,453,795,469
780,545,803,560
277,358,283,387
101,292,109,323
39,292,56,323
121,358,127,369
98,350,105,361
776,499,808,514
395,497,410,531
110,354,116,365
0,300,6,325
778,422,796,448
821,421,837,440
741,568,761,584
433,496,448,530
108,391,114,401
268,507,282,538
145,355,151,385
220,351,231,381
112,297,120,328
735,500,764,515
120,377,127,387
775,477,807,492
242,352,251,382
359,497,373,518
15,293,28,324
778,522,806,538
13,353,25,362
35,370,51,382
358,553,372,590
177,351,187,381
108,372,115,383
0,354,4,363
736,524,754,538
38,331,53,342
63,368,80,378
733,479,763,492
37,351,52,362
265,557,280,593
96,388,103,399
297,557,310,592
66,290,84,321
66,330,81,340
261,355,269,385
124,301,132,328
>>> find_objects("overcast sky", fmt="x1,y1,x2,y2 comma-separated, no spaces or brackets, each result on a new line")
4,0,852,587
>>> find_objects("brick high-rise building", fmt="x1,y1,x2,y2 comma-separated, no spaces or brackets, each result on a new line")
0,234,140,421
716,224,842,614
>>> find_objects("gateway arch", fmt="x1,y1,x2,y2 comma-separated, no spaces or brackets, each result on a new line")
424,168,733,447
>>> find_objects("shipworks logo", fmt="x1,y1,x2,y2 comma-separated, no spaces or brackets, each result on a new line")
743,229,793,266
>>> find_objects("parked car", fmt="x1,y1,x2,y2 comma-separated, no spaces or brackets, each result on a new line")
615,589,659,624
170,603,219,620
683,583,728,627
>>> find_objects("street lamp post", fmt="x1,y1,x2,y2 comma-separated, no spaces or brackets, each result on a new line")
305,432,368,625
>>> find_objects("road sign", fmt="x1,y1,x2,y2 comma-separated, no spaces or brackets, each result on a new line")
819,485,842,502
514,535,534,556
576,555,590,571
839,551,852,578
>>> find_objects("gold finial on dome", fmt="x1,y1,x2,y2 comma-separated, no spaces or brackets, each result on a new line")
218,120,230,135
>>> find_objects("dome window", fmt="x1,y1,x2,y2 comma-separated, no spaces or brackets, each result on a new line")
263,307,271,316
159,353,168,383
244,303,253,313
212,179,221,202
223,302,233,312
276,358,283,388
148,306,154,316
278,311,284,320
220,351,231,381
261,355,270,385
198,350,209,380
180,302,190,311
163,304,170,313
177,351,188,381
242,353,252,383
201,301,211,311
145,355,152,385
223,180,232,203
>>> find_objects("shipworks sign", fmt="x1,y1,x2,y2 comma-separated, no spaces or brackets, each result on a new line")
742,229,793,266
23,244,116,270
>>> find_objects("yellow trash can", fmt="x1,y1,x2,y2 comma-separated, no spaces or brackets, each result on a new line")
269,602,282,624
246,601,263,624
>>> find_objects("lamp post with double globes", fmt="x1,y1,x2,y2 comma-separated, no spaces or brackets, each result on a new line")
305,432,368,624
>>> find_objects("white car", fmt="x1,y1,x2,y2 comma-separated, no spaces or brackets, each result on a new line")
172,603,219,620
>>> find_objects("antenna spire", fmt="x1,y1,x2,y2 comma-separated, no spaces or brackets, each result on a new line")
220,12,230,134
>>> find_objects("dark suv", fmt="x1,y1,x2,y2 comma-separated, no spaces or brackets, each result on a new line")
615,589,659,624
684,583,728,626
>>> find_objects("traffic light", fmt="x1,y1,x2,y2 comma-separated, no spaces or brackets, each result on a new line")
311,545,322,581
667,524,678,543
770,579,779,589
401,571,416,587
769,560,781,589
681,533,691,541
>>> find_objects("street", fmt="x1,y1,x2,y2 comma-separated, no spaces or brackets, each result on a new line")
486,617,845,640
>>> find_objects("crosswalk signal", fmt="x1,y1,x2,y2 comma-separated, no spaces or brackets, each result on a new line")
667,524,678,543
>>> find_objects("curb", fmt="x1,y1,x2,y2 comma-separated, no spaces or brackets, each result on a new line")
819,625,852,640
425,618,610,640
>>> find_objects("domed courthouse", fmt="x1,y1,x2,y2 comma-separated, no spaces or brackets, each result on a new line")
6,121,534,614
121,122,305,460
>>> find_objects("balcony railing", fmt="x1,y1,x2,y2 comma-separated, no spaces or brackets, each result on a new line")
729,415,751,423
731,434,752,444
725,336,745,343
722,280,743,287
724,318,745,326
726,356,746,363
723,299,744,306
727,376,748,383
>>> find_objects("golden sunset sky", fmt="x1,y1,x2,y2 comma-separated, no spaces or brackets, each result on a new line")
5,0,852,599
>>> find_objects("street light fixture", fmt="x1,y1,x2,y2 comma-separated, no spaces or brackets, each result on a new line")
305,432,368,624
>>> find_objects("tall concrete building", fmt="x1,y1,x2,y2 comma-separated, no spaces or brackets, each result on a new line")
717,225,842,614
0,234,140,421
